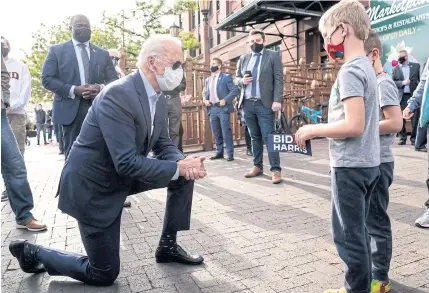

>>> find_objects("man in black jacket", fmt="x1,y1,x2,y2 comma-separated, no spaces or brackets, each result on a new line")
392,49,421,145
163,76,186,147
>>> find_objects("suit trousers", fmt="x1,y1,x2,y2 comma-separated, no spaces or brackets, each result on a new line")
165,96,182,147
36,177,194,286
63,99,92,158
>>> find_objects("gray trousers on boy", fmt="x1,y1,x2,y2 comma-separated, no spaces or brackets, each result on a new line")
331,166,380,293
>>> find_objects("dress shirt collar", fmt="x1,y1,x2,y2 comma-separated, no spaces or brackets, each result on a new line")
251,48,264,57
72,38,90,48
139,69,160,100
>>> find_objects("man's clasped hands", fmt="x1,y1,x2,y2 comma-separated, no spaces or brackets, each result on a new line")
177,155,207,181
74,84,102,99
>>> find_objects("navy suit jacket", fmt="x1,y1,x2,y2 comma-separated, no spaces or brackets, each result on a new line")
204,72,238,114
58,71,184,228
42,40,118,126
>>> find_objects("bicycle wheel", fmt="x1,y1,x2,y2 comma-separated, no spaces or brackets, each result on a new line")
289,114,308,133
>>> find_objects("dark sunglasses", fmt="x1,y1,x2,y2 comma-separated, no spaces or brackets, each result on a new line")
172,61,184,70
110,57,120,61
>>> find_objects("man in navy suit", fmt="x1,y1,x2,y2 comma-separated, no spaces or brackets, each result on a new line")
9,35,207,286
42,14,118,158
204,58,238,161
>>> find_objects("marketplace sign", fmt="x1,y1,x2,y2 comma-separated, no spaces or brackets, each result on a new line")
368,0,429,73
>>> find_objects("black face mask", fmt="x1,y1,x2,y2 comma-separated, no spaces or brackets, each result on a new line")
398,56,406,64
210,66,219,73
1,47,9,57
73,27,91,43
250,43,264,53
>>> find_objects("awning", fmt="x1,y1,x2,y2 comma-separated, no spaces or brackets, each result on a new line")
215,0,338,35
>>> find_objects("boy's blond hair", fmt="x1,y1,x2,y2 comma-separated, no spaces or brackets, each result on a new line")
319,0,370,41
364,29,382,54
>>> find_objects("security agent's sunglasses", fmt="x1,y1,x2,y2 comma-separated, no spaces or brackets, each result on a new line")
172,61,184,70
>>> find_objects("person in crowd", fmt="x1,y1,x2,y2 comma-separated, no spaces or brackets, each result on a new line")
364,29,403,293
34,104,48,146
46,109,53,142
108,49,125,78
235,29,283,184
392,49,421,145
236,101,252,156
204,58,238,161
403,58,429,229
2,36,31,155
295,1,380,292
164,73,186,147
42,14,118,158
9,34,207,286
52,106,64,155
1,57,47,231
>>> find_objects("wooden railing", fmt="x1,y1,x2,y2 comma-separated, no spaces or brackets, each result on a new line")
122,56,341,152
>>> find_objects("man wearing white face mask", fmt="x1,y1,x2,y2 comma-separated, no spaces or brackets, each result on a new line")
8,35,207,286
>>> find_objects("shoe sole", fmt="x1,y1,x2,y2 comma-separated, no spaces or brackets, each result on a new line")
155,255,204,265
415,222,429,228
1,198,9,202
272,179,283,184
16,224,47,232
245,172,263,178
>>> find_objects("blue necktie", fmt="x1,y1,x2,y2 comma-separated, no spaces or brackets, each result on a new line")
251,53,261,97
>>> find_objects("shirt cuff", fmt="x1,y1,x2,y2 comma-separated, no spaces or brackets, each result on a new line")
171,164,179,181
69,86,76,99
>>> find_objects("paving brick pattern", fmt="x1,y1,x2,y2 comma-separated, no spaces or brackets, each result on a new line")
2,139,429,293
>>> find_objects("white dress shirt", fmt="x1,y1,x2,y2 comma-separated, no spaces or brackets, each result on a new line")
208,73,220,103
69,38,90,99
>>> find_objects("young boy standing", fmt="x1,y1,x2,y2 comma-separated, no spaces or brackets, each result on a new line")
364,29,403,293
295,1,380,292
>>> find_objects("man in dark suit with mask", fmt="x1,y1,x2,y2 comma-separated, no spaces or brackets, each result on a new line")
9,35,207,286
392,49,421,145
236,29,283,184
42,14,118,158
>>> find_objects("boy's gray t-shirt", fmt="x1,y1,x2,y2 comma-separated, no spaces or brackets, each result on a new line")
377,74,400,163
328,56,380,168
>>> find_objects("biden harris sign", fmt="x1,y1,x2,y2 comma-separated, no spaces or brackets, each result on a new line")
267,134,312,156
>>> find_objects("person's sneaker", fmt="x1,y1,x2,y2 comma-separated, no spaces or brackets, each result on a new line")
1,190,8,202
323,288,346,293
415,209,429,228
16,218,47,232
371,279,391,293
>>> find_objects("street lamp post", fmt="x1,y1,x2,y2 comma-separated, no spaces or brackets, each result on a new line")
169,22,180,37
199,0,213,151
199,0,211,64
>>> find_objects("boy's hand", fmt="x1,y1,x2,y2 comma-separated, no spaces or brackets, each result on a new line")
402,106,414,119
295,125,316,149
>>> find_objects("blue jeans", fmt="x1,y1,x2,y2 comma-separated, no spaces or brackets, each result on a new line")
367,162,393,282
243,100,281,171
331,166,380,293
210,106,234,158
1,109,34,224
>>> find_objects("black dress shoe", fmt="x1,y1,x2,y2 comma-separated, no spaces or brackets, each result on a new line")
155,244,204,265
123,200,131,208
227,157,234,161
246,149,253,156
210,154,224,160
59,151,64,155
398,140,406,145
411,140,416,146
9,240,45,274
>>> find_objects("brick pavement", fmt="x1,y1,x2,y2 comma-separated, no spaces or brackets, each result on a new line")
1,138,429,293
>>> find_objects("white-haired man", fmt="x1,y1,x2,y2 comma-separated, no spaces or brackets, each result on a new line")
9,34,207,286
108,48,125,78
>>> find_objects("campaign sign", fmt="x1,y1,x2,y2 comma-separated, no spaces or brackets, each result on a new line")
267,134,312,156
